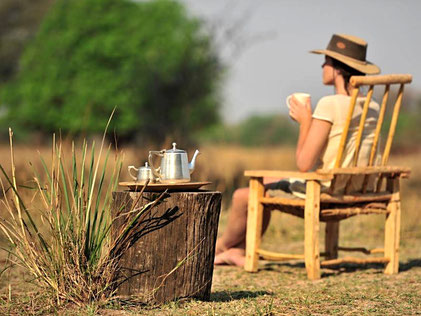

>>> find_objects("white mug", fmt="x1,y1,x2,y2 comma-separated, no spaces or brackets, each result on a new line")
286,92,311,108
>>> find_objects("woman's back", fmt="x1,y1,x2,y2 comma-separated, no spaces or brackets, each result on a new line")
312,94,380,193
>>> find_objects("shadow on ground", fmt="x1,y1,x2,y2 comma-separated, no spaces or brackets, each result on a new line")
261,257,421,277
210,290,271,302
262,261,305,272
399,258,421,271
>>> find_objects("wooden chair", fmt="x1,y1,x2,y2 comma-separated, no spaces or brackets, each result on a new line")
244,74,412,280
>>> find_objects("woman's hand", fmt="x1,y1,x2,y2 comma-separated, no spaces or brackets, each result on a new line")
289,95,312,125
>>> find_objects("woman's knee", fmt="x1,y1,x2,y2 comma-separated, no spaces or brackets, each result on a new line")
232,187,249,203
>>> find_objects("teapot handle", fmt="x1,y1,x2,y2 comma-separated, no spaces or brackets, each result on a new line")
148,151,164,179
128,166,139,181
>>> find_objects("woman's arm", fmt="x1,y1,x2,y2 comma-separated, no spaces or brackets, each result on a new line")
296,119,331,171
289,95,332,172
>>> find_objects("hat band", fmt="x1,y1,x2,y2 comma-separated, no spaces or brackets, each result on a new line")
326,34,366,62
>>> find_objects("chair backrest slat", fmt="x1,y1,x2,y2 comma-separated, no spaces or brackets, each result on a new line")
329,74,412,195
381,84,405,166
368,85,390,166
334,88,360,168
353,85,374,166
361,85,390,193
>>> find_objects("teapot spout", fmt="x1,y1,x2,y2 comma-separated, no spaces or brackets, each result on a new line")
188,150,200,174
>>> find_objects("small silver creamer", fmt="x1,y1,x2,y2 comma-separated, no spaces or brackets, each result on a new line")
148,142,200,183
128,162,155,183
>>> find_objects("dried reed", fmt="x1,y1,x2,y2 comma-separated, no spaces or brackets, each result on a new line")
0,118,165,306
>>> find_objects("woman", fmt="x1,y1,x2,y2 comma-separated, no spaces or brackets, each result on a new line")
214,34,381,267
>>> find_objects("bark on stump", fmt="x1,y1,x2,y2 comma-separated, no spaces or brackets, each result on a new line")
112,191,221,304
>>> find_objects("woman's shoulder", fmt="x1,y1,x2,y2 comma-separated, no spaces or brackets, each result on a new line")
313,95,341,123
316,94,346,107
319,94,348,101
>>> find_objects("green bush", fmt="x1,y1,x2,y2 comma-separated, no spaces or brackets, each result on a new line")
392,109,421,148
0,0,222,143
197,114,298,146
0,0,54,84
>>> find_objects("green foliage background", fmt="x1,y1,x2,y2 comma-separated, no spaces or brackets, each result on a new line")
1,0,222,143
0,0,54,84
198,114,298,147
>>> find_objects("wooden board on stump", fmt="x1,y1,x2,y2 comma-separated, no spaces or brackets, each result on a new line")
112,190,222,304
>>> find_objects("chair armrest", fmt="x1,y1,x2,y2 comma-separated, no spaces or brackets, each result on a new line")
244,170,333,181
316,166,411,178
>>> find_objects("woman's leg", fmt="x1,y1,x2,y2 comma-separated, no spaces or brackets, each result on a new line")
215,187,249,254
214,186,271,266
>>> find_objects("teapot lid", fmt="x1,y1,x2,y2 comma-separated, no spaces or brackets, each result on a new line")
166,142,185,153
139,162,151,170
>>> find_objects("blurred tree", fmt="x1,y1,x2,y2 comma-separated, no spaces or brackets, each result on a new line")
392,96,421,150
236,114,297,147
0,0,54,84
1,0,222,144
196,114,298,147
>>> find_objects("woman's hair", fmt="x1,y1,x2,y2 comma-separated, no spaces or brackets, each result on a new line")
329,57,365,91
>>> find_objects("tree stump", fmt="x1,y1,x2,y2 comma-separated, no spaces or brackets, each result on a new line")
111,190,222,304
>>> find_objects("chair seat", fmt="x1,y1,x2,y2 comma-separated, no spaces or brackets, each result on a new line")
260,191,390,221
261,191,393,205
264,202,388,222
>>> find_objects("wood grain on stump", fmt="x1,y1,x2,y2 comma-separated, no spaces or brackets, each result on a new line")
111,190,221,304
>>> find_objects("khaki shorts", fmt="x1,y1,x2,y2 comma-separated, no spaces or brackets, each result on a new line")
265,180,306,199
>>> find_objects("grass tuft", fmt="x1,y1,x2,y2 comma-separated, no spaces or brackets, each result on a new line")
0,118,164,306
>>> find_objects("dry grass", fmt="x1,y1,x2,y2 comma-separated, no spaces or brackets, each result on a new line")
0,132,171,308
0,142,420,314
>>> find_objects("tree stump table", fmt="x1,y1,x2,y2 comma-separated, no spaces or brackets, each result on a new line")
111,190,221,304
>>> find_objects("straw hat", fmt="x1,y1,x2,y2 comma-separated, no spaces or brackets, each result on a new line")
310,34,380,74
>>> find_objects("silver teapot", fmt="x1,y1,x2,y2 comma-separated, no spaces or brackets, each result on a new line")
148,142,200,183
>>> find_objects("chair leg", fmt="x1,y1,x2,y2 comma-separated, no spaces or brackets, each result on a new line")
304,180,321,280
325,221,339,260
244,177,265,272
384,177,401,274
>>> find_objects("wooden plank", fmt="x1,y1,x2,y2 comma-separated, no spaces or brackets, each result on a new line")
350,74,412,86
320,192,392,203
317,166,411,176
257,249,304,261
335,88,359,168
338,247,384,254
344,176,354,195
321,207,389,217
244,170,332,180
118,181,212,192
325,221,339,260
304,180,321,280
384,177,401,274
245,167,411,180
328,175,338,195
259,196,305,207
361,174,372,194
244,177,265,272
376,176,385,193
321,257,390,267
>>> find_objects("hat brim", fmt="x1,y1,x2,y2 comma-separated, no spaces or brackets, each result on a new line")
310,49,380,75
